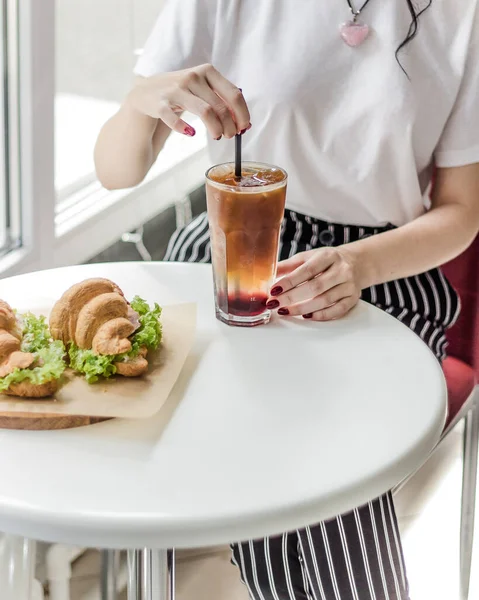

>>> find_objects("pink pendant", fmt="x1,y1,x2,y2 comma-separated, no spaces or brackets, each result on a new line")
340,20,370,47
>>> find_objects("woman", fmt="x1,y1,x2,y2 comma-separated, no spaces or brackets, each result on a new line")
95,1,479,598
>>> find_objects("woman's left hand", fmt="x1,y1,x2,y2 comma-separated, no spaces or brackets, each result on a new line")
266,247,364,321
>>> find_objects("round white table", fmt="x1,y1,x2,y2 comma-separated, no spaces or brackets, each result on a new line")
0,262,447,600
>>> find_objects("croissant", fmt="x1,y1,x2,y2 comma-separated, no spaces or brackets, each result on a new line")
50,279,155,379
0,301,61,397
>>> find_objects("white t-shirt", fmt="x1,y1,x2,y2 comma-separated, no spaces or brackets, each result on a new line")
134,0,479,227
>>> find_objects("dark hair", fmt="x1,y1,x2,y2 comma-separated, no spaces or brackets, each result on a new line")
396,0,433,76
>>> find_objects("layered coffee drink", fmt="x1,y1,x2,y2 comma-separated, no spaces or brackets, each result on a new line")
205,162,287,327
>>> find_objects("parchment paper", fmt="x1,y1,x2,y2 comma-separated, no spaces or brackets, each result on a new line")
0,303,197,419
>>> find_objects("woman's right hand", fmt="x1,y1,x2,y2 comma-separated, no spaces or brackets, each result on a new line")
127,63,251,140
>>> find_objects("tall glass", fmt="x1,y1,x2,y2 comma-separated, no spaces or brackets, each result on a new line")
205,161,288,327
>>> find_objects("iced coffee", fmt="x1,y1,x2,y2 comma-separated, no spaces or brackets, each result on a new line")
205,161,287,327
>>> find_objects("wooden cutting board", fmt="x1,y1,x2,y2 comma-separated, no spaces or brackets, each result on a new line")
0,412,109,430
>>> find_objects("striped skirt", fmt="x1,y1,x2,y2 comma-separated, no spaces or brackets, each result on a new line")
164,208,460,599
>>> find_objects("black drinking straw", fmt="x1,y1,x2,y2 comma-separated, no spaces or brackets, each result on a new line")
235,133,242,180
235,88,243,180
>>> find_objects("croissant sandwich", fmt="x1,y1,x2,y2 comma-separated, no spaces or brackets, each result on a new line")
49,278,162,383
0,300,66,397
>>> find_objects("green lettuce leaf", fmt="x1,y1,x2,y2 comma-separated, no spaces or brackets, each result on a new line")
68,344,117,384
0,340,66,392
68,296,162,384
0,312,66,392
129,296,163,353
20,313,52,352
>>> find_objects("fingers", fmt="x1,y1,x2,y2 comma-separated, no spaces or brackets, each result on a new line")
275,253,310,277
202,64,251,131
155,102,197,136
270,247,360,322
274,267,346,306
306,297,357,321
281,283,357,317
143,65,250,139
175,88,225,139
274,249,337,294
186,78,238,139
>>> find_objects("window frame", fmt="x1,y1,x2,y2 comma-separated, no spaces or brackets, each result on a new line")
0,1,7,255
0,0,23,259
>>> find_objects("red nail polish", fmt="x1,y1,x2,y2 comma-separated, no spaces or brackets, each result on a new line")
240,128,247,135
215,135,222,141
184,125,196,137
278,308,289,316
266,300,280,309
303,313,313,319
246,123,252,131
270,286,283,296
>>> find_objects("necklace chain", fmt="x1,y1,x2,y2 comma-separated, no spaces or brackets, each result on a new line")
346,0,372,17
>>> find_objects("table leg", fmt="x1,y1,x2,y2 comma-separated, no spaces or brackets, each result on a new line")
127,549,174,600
0,535,36,600
101,549,120,600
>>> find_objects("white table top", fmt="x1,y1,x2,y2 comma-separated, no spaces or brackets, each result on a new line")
0,262,446,549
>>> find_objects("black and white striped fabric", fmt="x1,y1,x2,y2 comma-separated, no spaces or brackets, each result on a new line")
231,491,407,600
164,211,212,264
164,208,460,599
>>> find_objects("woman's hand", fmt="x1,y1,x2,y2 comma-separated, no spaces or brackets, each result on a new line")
127,64,251,140
266,247,364,321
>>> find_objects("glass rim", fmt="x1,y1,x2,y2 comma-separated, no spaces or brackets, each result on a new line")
205,161,288,193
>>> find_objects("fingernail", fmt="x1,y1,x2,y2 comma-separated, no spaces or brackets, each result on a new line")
184,125,196,137
215,135,222,141
270,286,283,296
246,123,252,131
303,313,313,319
278,308,289,316
240,128,247,135
266,300,280,309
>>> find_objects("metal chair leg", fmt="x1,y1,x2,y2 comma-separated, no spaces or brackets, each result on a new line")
0,535,36,600
127,549,174,600
101,549,120,600
460,401,479,600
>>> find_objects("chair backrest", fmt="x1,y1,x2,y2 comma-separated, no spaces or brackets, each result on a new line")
442,235,479,377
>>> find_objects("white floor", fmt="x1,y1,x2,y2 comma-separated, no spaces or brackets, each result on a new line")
67,420,478,600
396,422,469,600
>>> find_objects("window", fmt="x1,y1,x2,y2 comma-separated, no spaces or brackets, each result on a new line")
55,0,168,202
55,0,135,201
0,0,207,278
0,0,21,259
53,0,207,267
0,154,7,255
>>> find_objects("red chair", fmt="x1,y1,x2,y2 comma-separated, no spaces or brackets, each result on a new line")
441,235,479,600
